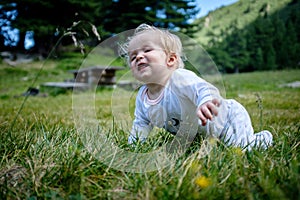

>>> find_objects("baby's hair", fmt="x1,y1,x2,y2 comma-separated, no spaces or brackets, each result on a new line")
119,23,185,68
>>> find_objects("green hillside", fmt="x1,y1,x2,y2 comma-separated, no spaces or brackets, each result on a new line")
194,0,294,45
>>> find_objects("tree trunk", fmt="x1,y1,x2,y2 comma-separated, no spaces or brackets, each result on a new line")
16,31,26,52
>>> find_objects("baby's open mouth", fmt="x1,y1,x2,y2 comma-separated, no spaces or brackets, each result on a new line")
138,63,148,71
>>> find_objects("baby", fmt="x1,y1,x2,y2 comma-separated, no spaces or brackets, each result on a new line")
120,24,273,151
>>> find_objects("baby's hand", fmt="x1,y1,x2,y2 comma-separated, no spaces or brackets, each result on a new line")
197,99,220,126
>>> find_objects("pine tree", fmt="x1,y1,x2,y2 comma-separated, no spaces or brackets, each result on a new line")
102,0,199,37
0,0,103,53
102,0,151,35
265,44,276,70
149,0,199,36
225,21,249,72
285,20,299,67
272,15,288,69
255,47,264,71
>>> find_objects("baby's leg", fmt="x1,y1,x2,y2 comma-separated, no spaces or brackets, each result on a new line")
219,100,272,150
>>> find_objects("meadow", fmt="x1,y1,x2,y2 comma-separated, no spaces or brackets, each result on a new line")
0,59,299,199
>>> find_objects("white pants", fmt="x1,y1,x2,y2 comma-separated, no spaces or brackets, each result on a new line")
206,99,273,150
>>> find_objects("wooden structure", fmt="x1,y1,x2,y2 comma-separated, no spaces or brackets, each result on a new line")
42,82,90,90
69,66,124,86
41,66,124,93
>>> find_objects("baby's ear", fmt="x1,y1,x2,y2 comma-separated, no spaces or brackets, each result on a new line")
167,53,178,67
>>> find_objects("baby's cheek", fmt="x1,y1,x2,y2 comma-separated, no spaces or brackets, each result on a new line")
130,65,135,70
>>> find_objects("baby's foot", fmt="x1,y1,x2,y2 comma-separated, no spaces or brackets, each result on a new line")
254,130,273,149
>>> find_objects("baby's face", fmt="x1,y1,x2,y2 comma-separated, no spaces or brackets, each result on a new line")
128,31,172,83
128,31,165,65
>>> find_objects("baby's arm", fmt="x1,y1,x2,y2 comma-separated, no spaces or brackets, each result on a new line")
128,124,152,144
128,86,152,144
197,99,220,126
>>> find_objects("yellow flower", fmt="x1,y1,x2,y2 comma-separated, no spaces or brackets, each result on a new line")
195,176,211,188
231,147,244,156
208,137,218,145
189,161,201,174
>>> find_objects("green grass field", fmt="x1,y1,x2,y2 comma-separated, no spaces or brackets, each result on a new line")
0,60,299,199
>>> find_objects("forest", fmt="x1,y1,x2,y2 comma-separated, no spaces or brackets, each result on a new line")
206,0,300,72
0,0,300,73
0,0,198,53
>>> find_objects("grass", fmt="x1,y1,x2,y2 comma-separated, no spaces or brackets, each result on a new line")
0,59,299,199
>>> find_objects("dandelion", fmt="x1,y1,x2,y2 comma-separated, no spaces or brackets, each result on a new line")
195,175,211,188
230,147,244,157
189,160,201,174
208,137,218,145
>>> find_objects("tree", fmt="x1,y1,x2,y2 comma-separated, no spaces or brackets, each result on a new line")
101,0,152,35
272,15,288,69
149,0,199,36
223,21,249,72
265,44,276,70
206,30,235,74
0,0,199,55
285,20,299,67
254,47,264,71
0,0,104,54
0,2,19,50
102,0,199,37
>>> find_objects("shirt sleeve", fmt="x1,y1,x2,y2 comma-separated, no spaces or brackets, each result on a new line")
171,69,221,107
128,86,153,144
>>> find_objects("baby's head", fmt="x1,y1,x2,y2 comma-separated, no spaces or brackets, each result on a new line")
120,24,185,69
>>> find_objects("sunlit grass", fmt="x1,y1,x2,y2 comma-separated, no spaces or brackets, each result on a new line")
0,63,299,199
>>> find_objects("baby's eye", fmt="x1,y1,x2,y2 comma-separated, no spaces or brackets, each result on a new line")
144,48,153,53
130,55,136,62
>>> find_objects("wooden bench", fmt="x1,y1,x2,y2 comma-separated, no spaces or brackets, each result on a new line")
41,66,124,93
69,66,124,85
42,82,90,90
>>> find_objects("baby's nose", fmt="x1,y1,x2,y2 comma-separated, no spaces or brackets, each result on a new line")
136,53,144,60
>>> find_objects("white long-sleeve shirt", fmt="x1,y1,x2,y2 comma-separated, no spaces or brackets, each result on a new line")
129,68,273,150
